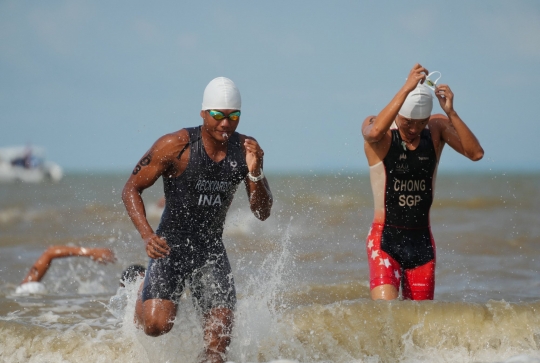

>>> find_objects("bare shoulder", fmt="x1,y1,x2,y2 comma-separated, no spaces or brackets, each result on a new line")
148,129,191,160
428,113,450,138
428,113,449,129
427,114,450,158
154,129,189,151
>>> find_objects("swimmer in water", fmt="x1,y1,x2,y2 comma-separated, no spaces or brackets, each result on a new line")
16,246,116,294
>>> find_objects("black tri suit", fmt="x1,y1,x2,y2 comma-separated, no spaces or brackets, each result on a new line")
367,127,439,300
381,128,438,269
141,126,248,312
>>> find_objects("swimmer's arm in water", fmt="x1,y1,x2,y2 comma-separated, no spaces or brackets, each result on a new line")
21,246,116,284
432,84,484,161
122,131,189,259
242,135,273,221
363,63,429,143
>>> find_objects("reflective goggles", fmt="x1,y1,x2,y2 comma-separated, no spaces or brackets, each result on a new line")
207,110,241,122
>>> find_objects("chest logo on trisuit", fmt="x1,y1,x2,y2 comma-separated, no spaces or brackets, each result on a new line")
395,163,409,173
195,179,232,207
198,194,222,206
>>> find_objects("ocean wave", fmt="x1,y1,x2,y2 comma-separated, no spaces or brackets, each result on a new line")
2,298,540,363
284,299,540,363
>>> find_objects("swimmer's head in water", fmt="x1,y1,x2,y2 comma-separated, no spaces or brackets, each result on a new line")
398,83,433,119
15,281,47,295
201,77,241,111
120,264,146,287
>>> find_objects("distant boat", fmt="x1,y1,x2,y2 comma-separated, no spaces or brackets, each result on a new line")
0,146,63,183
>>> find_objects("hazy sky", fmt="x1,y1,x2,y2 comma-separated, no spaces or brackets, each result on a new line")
1,1,539,173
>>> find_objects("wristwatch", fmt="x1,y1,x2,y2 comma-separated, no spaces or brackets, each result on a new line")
248,169,264,182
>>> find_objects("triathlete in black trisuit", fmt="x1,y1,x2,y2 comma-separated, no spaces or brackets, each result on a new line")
142,126,248,311
362,64,484,301
367,127,438,300
122,77,272,363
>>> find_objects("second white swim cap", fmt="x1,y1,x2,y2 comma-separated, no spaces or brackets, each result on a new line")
201,77,241,111
398,83,433,119
15,282,47,295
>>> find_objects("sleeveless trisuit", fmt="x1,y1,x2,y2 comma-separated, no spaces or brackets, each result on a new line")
367,128,438,300
142,126,248,311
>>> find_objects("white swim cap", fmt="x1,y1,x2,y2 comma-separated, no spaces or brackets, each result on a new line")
201,77,241,111
398,83,433,119
15,282,47,295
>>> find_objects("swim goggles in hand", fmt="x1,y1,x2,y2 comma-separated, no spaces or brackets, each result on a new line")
425,71,441,91
207,110,241,122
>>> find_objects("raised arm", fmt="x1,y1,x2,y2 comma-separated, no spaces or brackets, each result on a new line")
362,64,429,143
122,133,188,259
21,246,116,284
242,136,272,220
433,85,484,161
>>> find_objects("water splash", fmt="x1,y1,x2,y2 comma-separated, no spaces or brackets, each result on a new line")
227,218,296,362
105,219,300,362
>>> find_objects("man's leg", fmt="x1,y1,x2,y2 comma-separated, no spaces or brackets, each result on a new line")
202,307,234,363
135,296,177,336
135,255,180,336
191,256,237,363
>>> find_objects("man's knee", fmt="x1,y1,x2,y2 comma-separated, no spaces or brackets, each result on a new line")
143,316,174,337
138,299,176,337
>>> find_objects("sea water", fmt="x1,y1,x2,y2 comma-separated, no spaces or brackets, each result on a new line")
1,172,539,363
